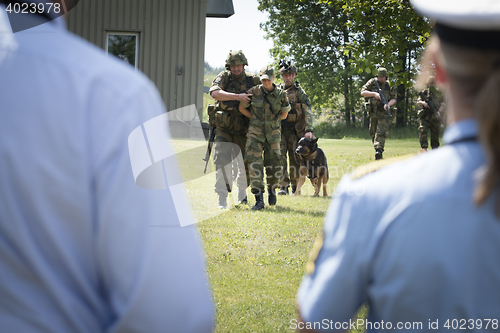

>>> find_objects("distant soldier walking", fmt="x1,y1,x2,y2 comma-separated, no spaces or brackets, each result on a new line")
361,67,396,160
417,76,445,152
209,50,260,208
276,60,314,196
239,65,290,210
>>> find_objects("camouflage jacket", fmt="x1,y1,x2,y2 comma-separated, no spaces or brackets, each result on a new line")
418,86,445,115
209,70,260,112
209,70,260,133
278,81,314,136
362,78,396,113
241,84,291,143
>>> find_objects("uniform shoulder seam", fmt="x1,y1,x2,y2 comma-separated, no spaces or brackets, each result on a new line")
351,154,415,180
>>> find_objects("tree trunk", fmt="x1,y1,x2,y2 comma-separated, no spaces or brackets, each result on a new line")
343,24,351,126
396,50,407,127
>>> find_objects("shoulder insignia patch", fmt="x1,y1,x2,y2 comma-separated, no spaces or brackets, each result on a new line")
351,154,415,180
305,233,324,276
213,75,222,85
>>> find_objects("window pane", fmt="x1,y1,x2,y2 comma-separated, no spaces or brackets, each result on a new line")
107,34,137,66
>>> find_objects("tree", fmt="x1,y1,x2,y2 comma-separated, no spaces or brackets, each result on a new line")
107,35,137,66
258,0,432,126
340,0,431,126
259,0,359,125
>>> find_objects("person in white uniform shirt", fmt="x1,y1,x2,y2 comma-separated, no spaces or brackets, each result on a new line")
0,2,214,332
296,0,500,332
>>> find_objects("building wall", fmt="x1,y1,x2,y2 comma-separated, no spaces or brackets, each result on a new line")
66,0,206,124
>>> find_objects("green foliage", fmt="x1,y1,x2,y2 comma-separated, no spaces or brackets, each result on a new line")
107,35,137,66
338,0,431,84
259,0,360,117
205,61,225,76
315,122,371,139
257,0,432,127
203,74,217,123
314,120,420,140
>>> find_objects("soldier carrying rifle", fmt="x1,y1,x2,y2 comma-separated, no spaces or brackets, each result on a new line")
361,67,396,160
417,75,445,152
208,50,260,208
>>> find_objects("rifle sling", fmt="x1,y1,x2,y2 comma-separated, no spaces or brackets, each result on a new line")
260,86,280,118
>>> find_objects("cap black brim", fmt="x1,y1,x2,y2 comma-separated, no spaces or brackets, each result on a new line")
436,23,500,51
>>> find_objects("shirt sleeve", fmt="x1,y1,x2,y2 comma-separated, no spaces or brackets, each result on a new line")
361,78,374,93
299,88,314,132
297,176,369,326
240,86,256,108
389,85,396,99
93,80,214,333
209,71,226,94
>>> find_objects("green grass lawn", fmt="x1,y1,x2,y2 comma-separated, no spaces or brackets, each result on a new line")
172,137,421,332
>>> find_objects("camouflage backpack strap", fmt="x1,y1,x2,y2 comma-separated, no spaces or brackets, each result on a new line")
260,86,279,117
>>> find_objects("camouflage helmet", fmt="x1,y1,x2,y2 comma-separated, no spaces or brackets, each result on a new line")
225,50,248,69
377,67,388,77
260,65,275,80
278,59,297,75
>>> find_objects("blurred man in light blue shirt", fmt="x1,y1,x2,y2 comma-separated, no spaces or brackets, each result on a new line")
0,2,214,332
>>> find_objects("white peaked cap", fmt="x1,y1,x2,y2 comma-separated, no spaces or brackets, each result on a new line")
412,0,500,50
412,0,500,30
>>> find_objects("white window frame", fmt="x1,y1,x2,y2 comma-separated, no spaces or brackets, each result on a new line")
105,31,140,69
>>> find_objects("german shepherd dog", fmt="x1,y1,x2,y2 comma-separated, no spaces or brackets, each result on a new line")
294,137,329,197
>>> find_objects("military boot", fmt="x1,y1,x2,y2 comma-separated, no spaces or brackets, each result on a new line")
252,194,265,210
277,186,289,196
217,195,227,209
375,149,383,160
268,187,277,206
238,189,248,204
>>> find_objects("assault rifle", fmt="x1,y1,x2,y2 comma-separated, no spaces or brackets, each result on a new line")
374,80,392,118
419,91,444,125
203,125,216,174
202,124,232,192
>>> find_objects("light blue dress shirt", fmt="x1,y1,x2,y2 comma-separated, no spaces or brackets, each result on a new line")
0,7,213,333
298,119,500,332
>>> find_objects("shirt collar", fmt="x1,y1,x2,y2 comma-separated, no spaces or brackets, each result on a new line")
231,71,246,81
263,83,277,96
443,118,478,145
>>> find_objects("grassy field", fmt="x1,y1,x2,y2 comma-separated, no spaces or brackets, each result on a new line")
171,137,421,332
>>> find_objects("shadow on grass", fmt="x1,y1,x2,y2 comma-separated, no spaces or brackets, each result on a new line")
231,204,328,218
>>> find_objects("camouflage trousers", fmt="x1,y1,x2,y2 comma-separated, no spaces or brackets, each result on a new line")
213,128,249,195
245,137,282,195
418,110,441,149
279,128,299,188
369,111,390,151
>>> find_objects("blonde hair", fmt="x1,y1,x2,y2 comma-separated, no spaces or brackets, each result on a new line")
418,35,500,215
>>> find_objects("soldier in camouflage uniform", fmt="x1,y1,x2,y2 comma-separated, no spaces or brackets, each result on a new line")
416,76,445,152
361,67,396,160
276,60,314,196
209,50,260,208
238,65,290,210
